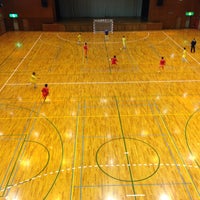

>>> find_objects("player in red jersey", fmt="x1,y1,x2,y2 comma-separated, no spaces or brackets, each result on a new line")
111,55,118,65
41,84,49,102
83,42,88,58
159,57,166,71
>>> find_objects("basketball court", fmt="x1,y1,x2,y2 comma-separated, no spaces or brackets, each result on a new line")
0,29,199,199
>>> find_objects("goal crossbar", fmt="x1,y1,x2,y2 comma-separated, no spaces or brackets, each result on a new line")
93,19,114,33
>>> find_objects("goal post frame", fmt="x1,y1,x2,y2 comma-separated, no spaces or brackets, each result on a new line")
93,19,114,33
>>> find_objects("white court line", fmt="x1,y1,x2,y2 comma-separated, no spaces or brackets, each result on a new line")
6,79,200,86
0,34,42,94
162,31,200,65
56,32,150,44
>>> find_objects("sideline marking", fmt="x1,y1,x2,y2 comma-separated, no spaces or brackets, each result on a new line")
163,31,200,65
0,34,42,94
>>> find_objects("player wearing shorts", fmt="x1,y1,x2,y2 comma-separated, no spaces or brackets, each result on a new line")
83,42,88,58
104,30,109,41
30,72,37,88
41,84,49,102
182,47,187,62
111,55,118,65
159,57,166,71
191,38,196,53
122,36,126,49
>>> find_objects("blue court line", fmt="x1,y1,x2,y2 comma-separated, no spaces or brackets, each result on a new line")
104,38,112,73
0,135,26,194
79,100,86,200
5,102,44,197
74,181,191,188
126,46,142,73
5,102,64,199
0,136,25,140
149,101,193,199
148,42,161,57
48,46,62,72
0,103,37,196
157,104,200,196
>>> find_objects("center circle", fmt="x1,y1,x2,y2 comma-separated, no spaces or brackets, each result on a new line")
96,137,160,182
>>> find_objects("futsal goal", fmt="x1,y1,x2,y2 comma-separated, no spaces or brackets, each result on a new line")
93,19,113,33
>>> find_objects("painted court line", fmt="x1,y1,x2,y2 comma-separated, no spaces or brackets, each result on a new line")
126,194,145,197
163,31,200,65
0,162,197,195
6,79,200,87
0,34,42,94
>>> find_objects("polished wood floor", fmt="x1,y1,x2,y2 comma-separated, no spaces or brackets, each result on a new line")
0,29,199,200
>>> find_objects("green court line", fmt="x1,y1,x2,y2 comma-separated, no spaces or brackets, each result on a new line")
0,134,26,193
96,137,160,182
185,108,200,168
0,112,192,120
2,135,28,197
70,103,80,200
4,102,44,197
114,96,137,200
7,140,50,188
103,38,112,73
0,103,64,199
0,103,37,197
42,114,64,200
151,101,193,199
160,106,200,196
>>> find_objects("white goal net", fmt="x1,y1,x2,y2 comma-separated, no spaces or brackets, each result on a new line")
93,19,113,33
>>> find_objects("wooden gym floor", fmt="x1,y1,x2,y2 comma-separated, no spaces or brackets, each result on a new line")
0,29,199,200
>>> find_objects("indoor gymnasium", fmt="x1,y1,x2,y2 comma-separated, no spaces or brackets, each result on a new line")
0,0,200,199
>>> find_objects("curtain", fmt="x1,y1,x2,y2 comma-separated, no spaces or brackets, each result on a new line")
58,0,142,18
